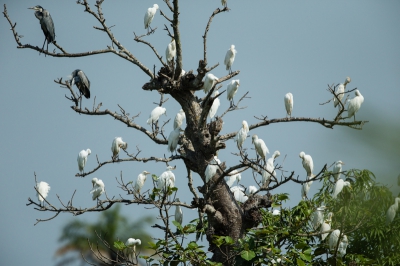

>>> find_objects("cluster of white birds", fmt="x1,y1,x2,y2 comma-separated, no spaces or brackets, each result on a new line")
386,197,400,224
332,76,364,120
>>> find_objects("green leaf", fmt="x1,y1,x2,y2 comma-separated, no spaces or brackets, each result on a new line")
300,252,311,262
271,203,281,208
224,236,234,245
295,243,307,249
240,250,256,261
313,247,326,256
277,193,289,201
172,220,183,229
113,240,125,250
187,241,198,250
296,258,306,266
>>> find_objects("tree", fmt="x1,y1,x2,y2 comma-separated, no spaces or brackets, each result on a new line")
4,1,399,265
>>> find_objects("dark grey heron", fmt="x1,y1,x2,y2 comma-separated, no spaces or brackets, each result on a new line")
70,69,90,108
28,5,55,55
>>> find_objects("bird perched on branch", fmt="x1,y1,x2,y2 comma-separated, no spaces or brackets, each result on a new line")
209,91,221,119
321,212,333,241
386,197,400,224
299,151,314,178
166,39,176,63
252,134,269,163
332,161,345,181
147,106,167,125
125,238,141,260
167,127,181,154
174,109,185,130
332,179,352,199
36,181,50,206
134,171,150,195
333,77,351,108
312,206,327,230
205,156,221,183
227,80,240,107
77,149,91,173
90,178,105,201
202,73,219,94
157,166,176,190
224,169,241,187
234,120,249,150
347,90,364,121
230,186,248,203
174,198,183,225
28,5,55,55
144,4,159,33
69,69,90,100
111,137,128,160
284,93,293,117
262,151,280,186
224,45,237,74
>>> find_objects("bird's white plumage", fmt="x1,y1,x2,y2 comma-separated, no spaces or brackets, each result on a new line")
334,77,351,108
166,40,176,62
125,238,141,257
167,127,181,153
226,79,240,101
147,106,166,125
312,206,326,230
252,135,269,161
209,90,221,119
234,120,249,149
386,197,400,224
245,185,257,196
299,151,314,178
224,169,241,187
262,151,280,186
174,198,183,225
77,149,91,173
36,181,50,202
157,166,176,190
174,109,185,130
202,73,218,93
205,156,221,183
329,229,341,251
332,179,351,199
333,161,344,181
224,45,237,72
111,137,128,158
284,92,293,117
134,171,150,194
321,212,333,241
272,209,281,216
90,178,105,200
230,186,248,203
337,235,348,257
144,4,159,30
301,180,313,200
347,90,364,120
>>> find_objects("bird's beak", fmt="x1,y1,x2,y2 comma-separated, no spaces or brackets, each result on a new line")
28,7,35,10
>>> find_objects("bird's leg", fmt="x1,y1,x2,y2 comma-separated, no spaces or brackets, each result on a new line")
40,37,46,56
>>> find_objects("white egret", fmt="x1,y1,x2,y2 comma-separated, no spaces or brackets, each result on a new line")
347,90,364,121
333,77,351,108
202,73,219,94
224,169,241,187
321,212,333,241
205,156,221,183
134,171,150,195
144,4,159,33
337,235,348,257
329,229,341,251
284,92,293,117
299,151,314,178
111,137,128,159
90,178,105,201
262,151,280,187
209,90,221,119
272,209,281,216
226,79,240,106
174,198,183,225
167,127,181,154
221,0,227,8
245,185,257,196
36,181,50,205
224,45,237,74
312,206,327,230
157,166,176,190
333,160,345,181
252,134,269,162
386,197,400,224
77,149,91,173
301,179,313,200
332,179,352,199
230,186,248,203
174,109,185,130
165,39,176,63
125,238,141,258
147,106,167,125
234,120,249,150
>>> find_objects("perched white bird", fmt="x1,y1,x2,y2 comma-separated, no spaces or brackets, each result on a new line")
125,238,141,258
312,206,327,230
174,198,183,225
301,179,314,200
230,186,248,203
157,166,176,190
333,77,351,108
284,92,293,117
224,45,237,74
332,179,351,199
221,0,227,8
333,161,345,181
262,151,280,186
226,79,240,106
90,178,105,201
144,4,159,33
167,127,181,154
111,137,128,159
252,134,269,162
299,151,314,178
329,229,341,251
234,120,249,150
386,197,400,224
224,169,241,187
209,90,221,119
165,39,176,63
202,73,219,94
337,235,348,257
134,171,150,195
36,181,50,205
272,209,281,216
147,106,167,125
77,149,91,173
321,212,333,241
347,90,364,121
245,185,257,196
174,109,185,130
205,156,221,183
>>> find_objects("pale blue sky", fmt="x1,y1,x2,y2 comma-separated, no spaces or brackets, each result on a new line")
1,1,399,265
